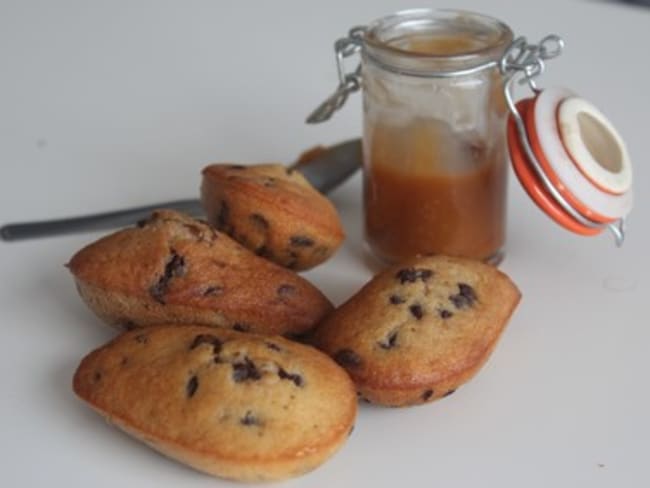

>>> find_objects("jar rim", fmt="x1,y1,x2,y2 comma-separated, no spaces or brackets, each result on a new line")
363,8,514,76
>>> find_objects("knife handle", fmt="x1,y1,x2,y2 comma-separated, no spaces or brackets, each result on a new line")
0,199,203,241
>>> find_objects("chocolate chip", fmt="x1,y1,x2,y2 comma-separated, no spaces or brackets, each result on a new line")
348,425,355,436
389,294,405,305
284,332,305,341
93,371,102,382
419,269,434,280
167,252,186,275
422,389,434,401
240,411,259,426
290,235,315,247
278,368,304,387
120,319,137,331
449,283,477,309
459,283,477,301
255,245,272,258
135,334,148,344
232,323,251,332
396,268,434,284
203,285,223,296
277,284,296,297
190,334,223,354
378,330,398,350
228,164,246,170
409,304,424,320
136,218,148,228
149,250,186,304
249,213,269,229
334,349,362,368
121,357,129,366
232,357,261,382
439,309,453,319
265,342,282,352
443,389,456,398
186,375,199,397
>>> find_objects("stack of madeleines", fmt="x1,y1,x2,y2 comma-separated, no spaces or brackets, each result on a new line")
69,162,521,482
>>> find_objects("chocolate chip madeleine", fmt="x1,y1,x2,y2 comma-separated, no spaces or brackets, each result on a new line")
201,163,344,271
67,210,333,336
73,325,357,481
312,256,521,407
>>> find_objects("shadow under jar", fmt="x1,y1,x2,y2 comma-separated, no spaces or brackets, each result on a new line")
362,9,514,264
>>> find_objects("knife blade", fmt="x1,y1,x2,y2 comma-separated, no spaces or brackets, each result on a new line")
0,139,362,241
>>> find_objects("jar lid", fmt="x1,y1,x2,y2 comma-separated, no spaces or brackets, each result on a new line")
507,87,633,238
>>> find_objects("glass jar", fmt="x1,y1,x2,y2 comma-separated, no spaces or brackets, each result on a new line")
361,9,513,264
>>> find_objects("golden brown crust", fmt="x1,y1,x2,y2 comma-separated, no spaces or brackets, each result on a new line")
312,256,521,407
68,210,333,336
201,163,344,271
73,325,357,481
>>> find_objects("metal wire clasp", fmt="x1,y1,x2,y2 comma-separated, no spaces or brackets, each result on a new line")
306,26,366,124
500,35,564,91
501,35,626,246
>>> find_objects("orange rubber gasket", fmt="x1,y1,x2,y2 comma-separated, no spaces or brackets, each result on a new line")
507,98,602,236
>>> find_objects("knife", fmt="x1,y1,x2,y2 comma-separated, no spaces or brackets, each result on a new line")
0,139,362,241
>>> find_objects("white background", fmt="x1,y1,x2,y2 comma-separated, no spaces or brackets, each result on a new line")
1,1,648,487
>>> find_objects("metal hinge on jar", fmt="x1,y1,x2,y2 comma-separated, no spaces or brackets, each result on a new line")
306,26,366,124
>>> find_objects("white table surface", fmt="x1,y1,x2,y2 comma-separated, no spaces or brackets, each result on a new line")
1,1,648,486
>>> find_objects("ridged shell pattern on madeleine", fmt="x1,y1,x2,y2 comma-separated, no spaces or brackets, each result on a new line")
312,256,521,407
73,325,357,482
67,210,333,336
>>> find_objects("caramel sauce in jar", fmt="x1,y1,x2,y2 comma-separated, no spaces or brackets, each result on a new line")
361,11,513,263
364,120,507,263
